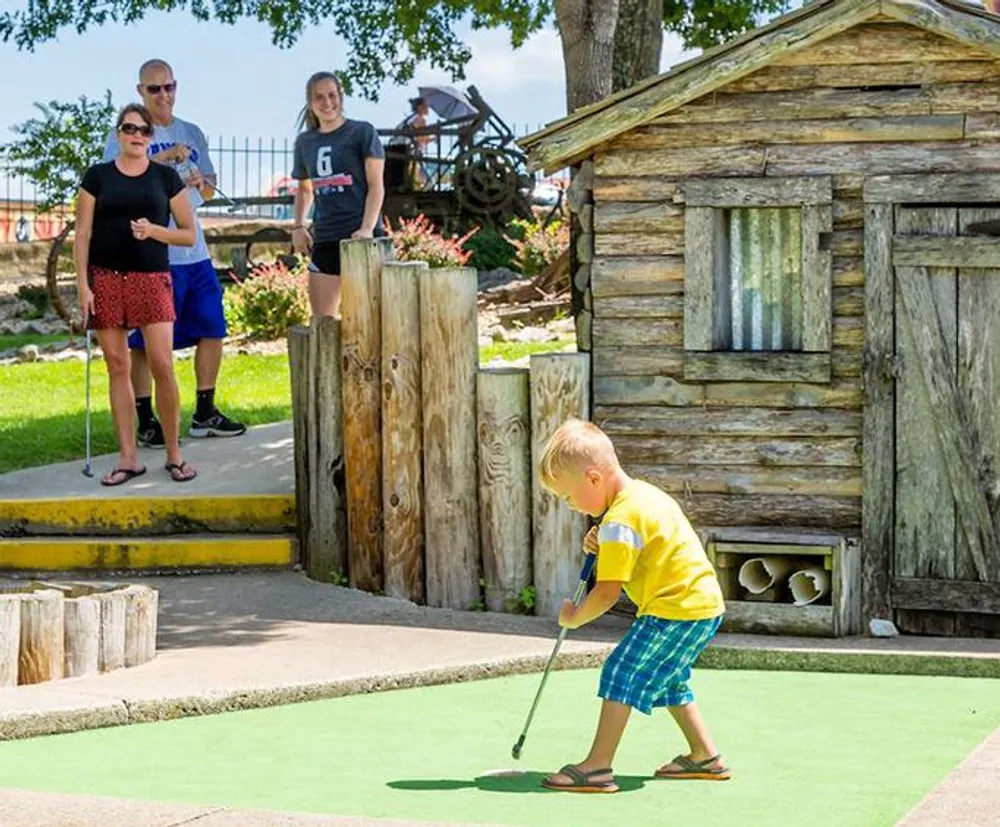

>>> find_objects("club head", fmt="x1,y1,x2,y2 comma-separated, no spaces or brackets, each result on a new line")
82,464,94,478
511,737,524,761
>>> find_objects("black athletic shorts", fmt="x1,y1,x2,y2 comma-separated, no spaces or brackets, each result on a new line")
310,227,386,277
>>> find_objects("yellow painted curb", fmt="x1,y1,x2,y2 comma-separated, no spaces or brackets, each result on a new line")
0,495,295,536
0,535,295,570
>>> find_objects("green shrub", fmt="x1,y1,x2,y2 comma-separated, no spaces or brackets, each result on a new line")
462,224,517,271
387,214,477,268
15,283,50,319
506,217,569,277
223,256,310,340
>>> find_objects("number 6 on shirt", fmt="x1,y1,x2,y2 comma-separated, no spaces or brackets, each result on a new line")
316,146,333,177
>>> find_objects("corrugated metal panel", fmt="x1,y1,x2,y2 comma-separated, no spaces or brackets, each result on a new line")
728,207,802,351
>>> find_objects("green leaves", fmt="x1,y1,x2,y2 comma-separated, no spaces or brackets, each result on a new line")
0,90,116,212
662,0,791,50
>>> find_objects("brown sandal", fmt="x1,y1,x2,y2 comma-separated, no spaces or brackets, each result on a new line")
542,765,619,794
655,754,731,781
165,461,197,483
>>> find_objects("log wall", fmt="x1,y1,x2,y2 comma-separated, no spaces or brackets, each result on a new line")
589,22,1000,533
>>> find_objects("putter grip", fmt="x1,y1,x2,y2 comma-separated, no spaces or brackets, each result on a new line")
580,551,597,585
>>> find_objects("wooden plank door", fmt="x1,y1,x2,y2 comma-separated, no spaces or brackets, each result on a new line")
891,206,1000,636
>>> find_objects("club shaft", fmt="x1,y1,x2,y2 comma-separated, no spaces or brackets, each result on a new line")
514,574,590,743
84,330,92,465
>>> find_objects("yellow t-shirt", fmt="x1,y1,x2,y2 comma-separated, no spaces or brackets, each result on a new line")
597,479,725,621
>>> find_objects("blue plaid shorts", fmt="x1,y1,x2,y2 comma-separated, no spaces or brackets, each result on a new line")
599,614,723,715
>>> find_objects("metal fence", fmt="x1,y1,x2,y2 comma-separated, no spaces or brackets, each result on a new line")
1,124,557,239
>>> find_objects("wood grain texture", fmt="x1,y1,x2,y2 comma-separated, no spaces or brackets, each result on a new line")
861,202,894,623
591,257,685,297
683,352,832,383
0,595,19,686
18,590,63,685
865,172,1000,204
594,406,862,437
288,326,312,571
421,268,481,610
802,204,834,352
625,463,861,497
93,590,125,673
613,435,860,468
63,596,100,678
530,354,591,618
341,238,394,592
477,369,533,613
381,262,427,604
594,375,863,408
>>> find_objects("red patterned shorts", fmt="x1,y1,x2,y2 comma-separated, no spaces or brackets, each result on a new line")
88,267,176,330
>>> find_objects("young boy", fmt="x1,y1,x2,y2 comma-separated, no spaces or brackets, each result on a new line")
538,418,728,794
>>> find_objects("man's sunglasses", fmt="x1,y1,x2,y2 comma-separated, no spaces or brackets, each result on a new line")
144,82,176,94
119,123,153,137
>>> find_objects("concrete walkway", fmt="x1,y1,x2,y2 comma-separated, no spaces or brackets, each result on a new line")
0,421,294,499
0,571,995,825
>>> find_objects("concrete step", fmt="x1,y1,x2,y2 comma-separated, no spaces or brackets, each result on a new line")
0,494,295,537
0,534,296,572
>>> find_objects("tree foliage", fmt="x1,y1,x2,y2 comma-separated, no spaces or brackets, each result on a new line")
0,92,117,212
1,1,791,102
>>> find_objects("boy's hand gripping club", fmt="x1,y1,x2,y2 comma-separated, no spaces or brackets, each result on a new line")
511,550,597,760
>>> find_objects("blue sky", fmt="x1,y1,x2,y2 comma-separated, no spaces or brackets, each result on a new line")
1,10,695,152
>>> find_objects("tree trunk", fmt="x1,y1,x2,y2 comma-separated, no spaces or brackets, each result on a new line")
612,0,663,93
555,0,621,113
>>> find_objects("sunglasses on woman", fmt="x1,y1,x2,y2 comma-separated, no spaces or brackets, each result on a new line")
119,123,153,137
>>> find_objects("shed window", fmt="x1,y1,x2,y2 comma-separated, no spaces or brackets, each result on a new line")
725,207,802,351
682,176,833,383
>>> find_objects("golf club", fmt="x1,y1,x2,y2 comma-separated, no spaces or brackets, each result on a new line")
82,327,94,478
209,182,245,214
511,550,597,760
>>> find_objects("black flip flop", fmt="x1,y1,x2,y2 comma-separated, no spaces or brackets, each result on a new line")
165,461,198,483
100,466,147,487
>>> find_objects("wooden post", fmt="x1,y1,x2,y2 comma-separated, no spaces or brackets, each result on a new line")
477,368,533,612
382,261,428,603
0,594,20,686
288,325,312,570
64,596,100,678
123,585,158,668
530,353,592,618
341,237,395,592
93,589,126,673
140,588,159,664
421,267,481,609
309,317,347,582
19,589,64,684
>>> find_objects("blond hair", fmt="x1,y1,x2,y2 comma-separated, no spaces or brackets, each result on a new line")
539,419,620,492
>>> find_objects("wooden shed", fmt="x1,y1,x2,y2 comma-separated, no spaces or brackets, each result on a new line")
520,0,1000,638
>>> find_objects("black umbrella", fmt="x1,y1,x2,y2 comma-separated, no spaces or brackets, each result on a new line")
417,85,478,120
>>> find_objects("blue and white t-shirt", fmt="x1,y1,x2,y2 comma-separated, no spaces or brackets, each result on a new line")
103,116,214,266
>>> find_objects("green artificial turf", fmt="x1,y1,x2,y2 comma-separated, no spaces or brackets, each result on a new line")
0,669,996,826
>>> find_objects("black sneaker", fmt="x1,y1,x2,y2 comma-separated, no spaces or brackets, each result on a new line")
137,420,166,448
189,409,247,438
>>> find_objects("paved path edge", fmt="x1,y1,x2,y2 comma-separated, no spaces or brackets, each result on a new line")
2,642,996,742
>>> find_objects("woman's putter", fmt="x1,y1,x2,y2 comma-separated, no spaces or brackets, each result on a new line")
82,328,94,478
511,550,597,760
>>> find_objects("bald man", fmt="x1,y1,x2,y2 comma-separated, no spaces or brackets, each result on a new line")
103,59,246,446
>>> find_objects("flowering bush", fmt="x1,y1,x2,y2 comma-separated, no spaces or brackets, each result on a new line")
386,214,478,268
506,217,569,277
223,255,310,340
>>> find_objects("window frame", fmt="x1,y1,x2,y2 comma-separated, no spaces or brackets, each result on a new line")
681,176,834,383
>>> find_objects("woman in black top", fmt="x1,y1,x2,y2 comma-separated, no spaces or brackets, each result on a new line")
75,103,199,486
290,71,385,318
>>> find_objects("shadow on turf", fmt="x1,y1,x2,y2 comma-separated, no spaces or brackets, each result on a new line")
387,772,647,794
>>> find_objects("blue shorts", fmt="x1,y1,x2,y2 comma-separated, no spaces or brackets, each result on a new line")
128,259,227,351
599,614,722,715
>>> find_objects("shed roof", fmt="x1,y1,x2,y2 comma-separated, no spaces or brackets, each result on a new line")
519,0,1000,173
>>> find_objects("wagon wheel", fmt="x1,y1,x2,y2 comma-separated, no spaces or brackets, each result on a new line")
245,227,295,271
45,222,82,332
454,147,528,216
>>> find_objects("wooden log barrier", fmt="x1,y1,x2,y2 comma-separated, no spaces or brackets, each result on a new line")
123,585,158,668
530,353,592,617
0,594,20,686
19,589,64,684
290,319,348,582
288,326,313,569
421,267,481,609
477,368,533,613
382,261,428,603
93,588,126,673
63,596,100,678
341,237,395,592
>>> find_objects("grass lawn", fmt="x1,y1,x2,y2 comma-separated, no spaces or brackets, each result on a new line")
0,338,572,474
0,332,76,351
0,669,994,826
